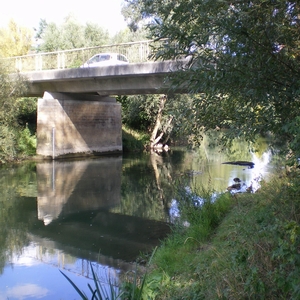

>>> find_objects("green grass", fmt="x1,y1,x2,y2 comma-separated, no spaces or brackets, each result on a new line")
122,125,149,152
61,251,158,300
146,169,300,299
60,263,121,300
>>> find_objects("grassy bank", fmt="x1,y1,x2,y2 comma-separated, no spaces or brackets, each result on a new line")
62,166,300,299
122,125,149,152
139,169,300,299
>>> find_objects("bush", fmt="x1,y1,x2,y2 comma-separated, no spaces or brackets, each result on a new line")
0,61,32,163
0,125,17,163
17,126,36,156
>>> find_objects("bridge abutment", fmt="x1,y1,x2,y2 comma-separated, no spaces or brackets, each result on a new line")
37,92,122,159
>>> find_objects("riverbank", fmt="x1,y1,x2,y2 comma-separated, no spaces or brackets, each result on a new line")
136,167,300,299
0,125,148,165
122,125,150,152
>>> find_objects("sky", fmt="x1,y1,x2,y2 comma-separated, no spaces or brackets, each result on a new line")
0,0,128,34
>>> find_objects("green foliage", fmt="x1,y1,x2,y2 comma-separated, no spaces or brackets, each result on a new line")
0,71,36,162
84,22,110,47
0,125,17,163
120,265,148,300
16,97,37,131
34,19,47,40
118,95,152,131
0,61,34,163
119,248,158,300
0,122,36,163
283,116,300,159
60,262,120,300
121,0,145,32
123,0,300,156
110,27,149,44
17,126,36,155
15,98,37,157
61,250,159,300
37,14,110,52
118,94,194,143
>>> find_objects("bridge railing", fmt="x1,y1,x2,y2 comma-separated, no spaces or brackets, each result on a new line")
3,40,162,72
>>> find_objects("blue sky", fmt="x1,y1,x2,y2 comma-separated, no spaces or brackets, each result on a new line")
0,0,127,34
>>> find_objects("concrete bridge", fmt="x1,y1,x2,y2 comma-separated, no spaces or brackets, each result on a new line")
22,60,186,97
21,60,187,159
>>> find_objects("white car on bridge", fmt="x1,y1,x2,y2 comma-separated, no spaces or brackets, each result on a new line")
81,53,129,68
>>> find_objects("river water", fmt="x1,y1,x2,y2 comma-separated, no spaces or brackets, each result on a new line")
0,138,275,299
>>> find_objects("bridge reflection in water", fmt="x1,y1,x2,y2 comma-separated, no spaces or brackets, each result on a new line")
33,156,170,268
37,157,122,225
0,155,172,298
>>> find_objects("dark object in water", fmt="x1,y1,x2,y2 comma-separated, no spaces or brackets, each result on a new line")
233,177,241,182
227,177,242,191
222,161,255,169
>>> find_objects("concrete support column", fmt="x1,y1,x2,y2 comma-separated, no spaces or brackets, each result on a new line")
37,92,122,159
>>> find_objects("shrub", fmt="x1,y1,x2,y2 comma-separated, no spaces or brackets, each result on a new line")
17,125,36,156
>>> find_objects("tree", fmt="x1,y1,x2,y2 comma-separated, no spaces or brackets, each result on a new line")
0,60,30,162
34,19,47,40
119,93,194,149
120,4,195,149
38,14,109,52
84,22,109,47
123,1,300,158
0,19,32,57
110,26,148,44
121,0,148,32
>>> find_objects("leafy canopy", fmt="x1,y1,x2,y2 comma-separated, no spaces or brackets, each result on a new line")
36,14,110,52
0,20,32,57
123,0,300,156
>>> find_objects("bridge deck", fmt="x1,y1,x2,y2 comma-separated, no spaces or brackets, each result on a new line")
22,60,187,97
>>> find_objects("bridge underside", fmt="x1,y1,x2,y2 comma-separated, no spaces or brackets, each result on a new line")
37,92,122,159
23,60,188,97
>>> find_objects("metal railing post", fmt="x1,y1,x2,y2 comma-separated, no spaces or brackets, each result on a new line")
16,58,22,71
57,52,60,69
62,52,65,69
35,54,42,70
35,56,38,70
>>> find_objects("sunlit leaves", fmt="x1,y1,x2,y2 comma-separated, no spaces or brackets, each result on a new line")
38,14,110,52
0,20,32,57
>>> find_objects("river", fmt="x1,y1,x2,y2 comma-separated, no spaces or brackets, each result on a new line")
0,137,275,299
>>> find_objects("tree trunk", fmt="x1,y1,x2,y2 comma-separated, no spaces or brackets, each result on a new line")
161,115,174,145
150,95,167,148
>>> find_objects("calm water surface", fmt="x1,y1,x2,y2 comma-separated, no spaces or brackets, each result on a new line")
0,141,275,299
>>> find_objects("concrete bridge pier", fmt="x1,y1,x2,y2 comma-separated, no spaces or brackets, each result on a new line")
37,92,122,159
